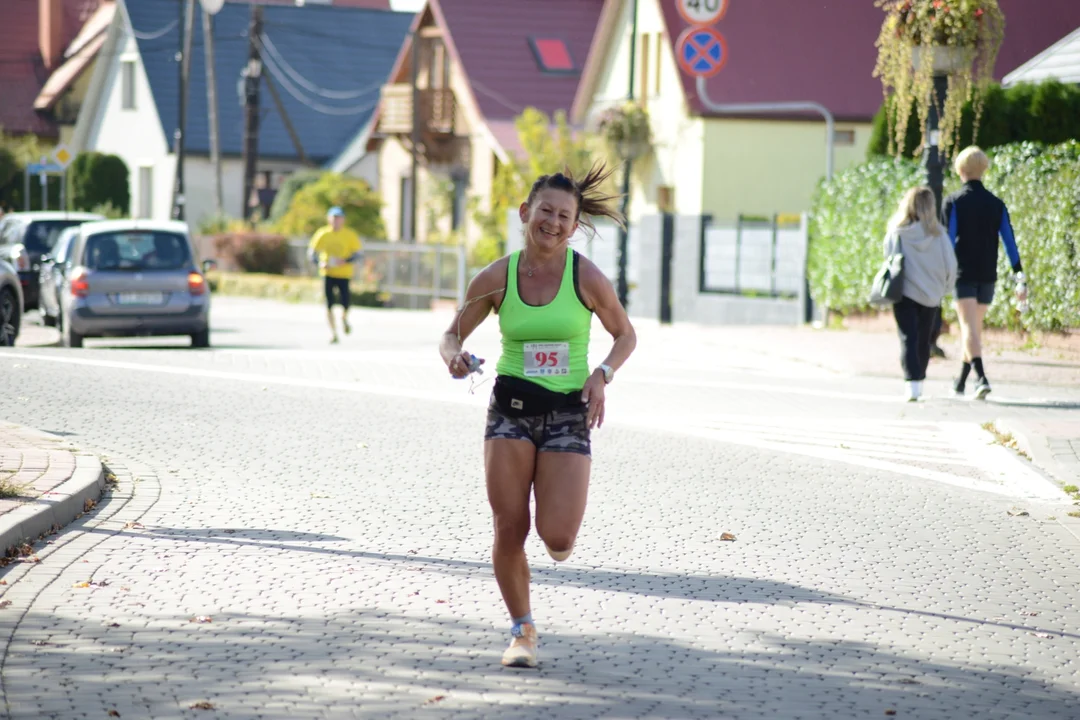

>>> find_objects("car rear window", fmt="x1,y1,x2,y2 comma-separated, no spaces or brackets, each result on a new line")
83,231,191,271
23,221,86,254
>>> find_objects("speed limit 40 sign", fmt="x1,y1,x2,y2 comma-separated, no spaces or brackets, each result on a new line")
676,0,728,26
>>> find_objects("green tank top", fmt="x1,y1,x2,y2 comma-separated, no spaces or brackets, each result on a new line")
496,249,592,392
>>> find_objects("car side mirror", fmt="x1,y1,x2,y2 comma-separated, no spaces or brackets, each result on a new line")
202,259,218,274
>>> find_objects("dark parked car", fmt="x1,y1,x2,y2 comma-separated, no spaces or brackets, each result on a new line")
0,257,24,346
38,226,81,328
0,211,104,311
48,219,215,348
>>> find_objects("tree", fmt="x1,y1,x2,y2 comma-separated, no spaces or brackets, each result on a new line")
275,172,385,239
470,107,610,266
69,152,130,214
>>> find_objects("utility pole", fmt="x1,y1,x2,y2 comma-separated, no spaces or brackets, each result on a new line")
203,5,223,218
614,0,639,309
241,4,264,222
172,0,196,221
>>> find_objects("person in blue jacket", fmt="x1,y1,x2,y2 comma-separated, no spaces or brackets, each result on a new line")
941,146,1028,400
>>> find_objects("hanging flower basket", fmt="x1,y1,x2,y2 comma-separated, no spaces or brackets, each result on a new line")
873,0,1005,159
595,101,652,160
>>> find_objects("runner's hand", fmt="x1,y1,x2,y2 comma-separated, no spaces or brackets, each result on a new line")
448,351,482,379
581,371,606,429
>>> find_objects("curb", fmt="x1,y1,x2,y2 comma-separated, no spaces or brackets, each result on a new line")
0,446,105,556
994,417,1079,488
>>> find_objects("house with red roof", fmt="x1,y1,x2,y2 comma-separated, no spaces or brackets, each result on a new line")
329,0,605,243
0,0,107,144
571,0,1080,225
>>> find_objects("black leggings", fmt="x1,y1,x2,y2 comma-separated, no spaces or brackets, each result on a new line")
893,296,937,381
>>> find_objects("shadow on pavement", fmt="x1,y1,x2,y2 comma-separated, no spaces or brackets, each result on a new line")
4,607,1075,719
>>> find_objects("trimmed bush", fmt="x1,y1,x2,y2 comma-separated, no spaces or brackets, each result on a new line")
206,271,387,307
275,172,385,240
69,152,130,214
214,233,291,275
868,80,1080,159
268,169,321,225
808,141,1080,332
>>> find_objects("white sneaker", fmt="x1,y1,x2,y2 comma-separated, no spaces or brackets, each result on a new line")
905,380,922,402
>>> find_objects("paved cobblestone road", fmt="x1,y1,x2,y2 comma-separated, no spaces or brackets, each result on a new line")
1,297,1079,719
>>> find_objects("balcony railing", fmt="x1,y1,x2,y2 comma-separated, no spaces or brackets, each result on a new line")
379,85,456,136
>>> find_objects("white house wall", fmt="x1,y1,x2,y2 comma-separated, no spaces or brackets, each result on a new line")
85,30,174,222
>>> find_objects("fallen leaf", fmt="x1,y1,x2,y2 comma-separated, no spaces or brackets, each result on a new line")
0,600,10,609
423,695,447,706
1021,611,1039,617
122,522,144,530
0,581,7,585
108,710,121,717
73,581,91,588
223,529,236,534
190,702,215,710
885,711,897,717
30,640,49,646
1031,632,1054,639
435,599,447,604
106,622,120,628
191,616,213,624
720,533,736,541
1007,508,1030,517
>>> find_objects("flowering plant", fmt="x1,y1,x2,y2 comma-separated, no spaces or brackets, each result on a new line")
873,0,1005,158
595,101,651,159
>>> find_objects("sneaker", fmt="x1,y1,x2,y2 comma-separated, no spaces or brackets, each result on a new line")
974,378,992,400
501,622,538,668
545,542,573,562
905,380,921,402
953,377,966,397
343,319,351,335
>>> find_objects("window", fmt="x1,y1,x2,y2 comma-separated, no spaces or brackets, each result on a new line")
138,166,153,219
121,60,136,110
528,37,576,74
835,129,856,146
83,231,190,271
639,34,650,102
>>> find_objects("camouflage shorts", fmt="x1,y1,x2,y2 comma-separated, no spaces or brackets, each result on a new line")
484,395,591,456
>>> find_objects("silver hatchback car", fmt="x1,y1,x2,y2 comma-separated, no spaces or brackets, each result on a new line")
55,220,213,348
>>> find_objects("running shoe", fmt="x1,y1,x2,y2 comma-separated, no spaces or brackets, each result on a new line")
953,377,966,397
974,379,992,400
501,622,538,668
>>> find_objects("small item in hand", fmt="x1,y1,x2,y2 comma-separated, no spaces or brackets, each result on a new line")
467,354,483,375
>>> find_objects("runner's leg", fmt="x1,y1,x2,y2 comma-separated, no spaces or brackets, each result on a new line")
485,438,536,620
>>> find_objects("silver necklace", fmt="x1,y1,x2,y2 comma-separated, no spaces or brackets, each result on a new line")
522,249,557,277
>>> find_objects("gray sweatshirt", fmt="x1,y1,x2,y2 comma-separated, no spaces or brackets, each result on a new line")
882,223,958,307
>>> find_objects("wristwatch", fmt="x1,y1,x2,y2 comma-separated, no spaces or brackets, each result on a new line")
597,363,614,384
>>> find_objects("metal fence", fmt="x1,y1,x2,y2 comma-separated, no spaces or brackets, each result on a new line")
699,214,807,298
288,239,467,309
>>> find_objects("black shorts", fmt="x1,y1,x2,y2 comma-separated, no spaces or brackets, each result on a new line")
324,277,350,309
955,281,995,305
484,395,591,456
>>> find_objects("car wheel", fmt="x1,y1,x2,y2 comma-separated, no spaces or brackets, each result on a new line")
0,288,19,347
63,318,83,348
191,329,210,349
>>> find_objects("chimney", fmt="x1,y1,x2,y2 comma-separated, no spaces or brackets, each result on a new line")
39,0,64,71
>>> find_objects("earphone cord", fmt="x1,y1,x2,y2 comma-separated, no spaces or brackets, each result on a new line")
452,286,506,394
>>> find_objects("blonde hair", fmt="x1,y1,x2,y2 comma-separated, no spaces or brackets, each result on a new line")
954,146,990,179
888,186,944,236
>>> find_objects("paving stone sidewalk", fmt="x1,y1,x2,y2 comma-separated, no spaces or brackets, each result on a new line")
0,423,105,557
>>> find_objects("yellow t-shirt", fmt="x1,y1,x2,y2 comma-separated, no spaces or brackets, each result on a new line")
309,226,363,279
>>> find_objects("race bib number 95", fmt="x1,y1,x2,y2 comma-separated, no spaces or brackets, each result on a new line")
523,342,570,377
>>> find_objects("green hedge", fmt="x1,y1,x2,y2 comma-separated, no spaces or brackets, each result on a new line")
68,152,130,214
808,141,1080,332
868,80,1080,159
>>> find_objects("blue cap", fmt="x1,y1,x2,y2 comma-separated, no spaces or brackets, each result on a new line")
327,206,344,217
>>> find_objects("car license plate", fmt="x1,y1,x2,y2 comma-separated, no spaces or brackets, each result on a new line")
115,292,165,305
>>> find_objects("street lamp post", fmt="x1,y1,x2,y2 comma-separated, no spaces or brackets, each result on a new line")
923,73,950,216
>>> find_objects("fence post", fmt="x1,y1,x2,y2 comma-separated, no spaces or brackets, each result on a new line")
433,245,442,303
770,213,778,297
